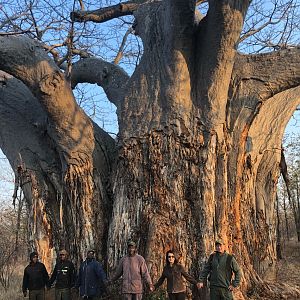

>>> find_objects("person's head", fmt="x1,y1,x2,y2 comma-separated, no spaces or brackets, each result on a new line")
127,240,136,256
86,250,95,260
215,238,225,253
166,250,178,265
29,251,38,263
59,249,68,261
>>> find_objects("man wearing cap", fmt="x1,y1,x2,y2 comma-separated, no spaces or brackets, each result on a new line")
22,251,49,300
109,240,154,300
48,249,76,300
76,250,107,299
197,238,241,300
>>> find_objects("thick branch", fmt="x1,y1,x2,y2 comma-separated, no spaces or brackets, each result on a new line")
163,0,196,44
70,0,149,23
233,48,300,100
71,58,129,108
196,0,251,130
0,71,60,173
0,36,94,163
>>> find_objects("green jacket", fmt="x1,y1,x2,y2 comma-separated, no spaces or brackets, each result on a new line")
199,252,241,289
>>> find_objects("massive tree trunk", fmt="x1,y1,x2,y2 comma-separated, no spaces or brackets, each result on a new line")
1,0,300,298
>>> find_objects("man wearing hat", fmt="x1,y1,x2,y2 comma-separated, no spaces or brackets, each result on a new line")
76,249,107,299
197,238,241,300
109,240,154,300
48,249,76,300
22,251,49,299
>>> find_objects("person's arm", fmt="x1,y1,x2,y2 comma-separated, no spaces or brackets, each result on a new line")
154,268,166,290
140,257,153,290
180,265,197,284
75,264,82,289
69,262,76,287
48,264,58,287
22,268,28,295
199,254,213,283
231,257,242,288
95,261,107,283
42,263,50,287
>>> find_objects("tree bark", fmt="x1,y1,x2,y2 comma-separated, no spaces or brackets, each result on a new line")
0,39,116,266
0,1,300,298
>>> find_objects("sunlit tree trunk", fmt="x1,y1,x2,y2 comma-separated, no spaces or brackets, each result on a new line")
1,1,300,298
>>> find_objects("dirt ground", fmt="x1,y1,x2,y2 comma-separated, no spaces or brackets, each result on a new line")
250,238,300,300
276,238,300,290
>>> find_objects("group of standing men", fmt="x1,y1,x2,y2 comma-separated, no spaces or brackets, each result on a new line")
22,239,241,300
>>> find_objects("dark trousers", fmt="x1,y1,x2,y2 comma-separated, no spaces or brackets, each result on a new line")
29,289,45,300
168,292,186,300
55,288,71,300
210,287,233,300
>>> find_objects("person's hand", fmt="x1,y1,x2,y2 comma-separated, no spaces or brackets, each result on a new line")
23,290,27,297
149,284,155,292
46,285,51,291
228,285,235,291
197,282,204,289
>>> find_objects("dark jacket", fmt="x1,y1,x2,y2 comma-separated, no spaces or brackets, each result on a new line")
155,263,197,293
199,251,241,289
76,259,106,297
49,260,76,289
22,261,49,292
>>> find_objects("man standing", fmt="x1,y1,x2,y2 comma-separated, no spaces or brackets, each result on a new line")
197,238,242,300
22,251,49,300
48,249,76,300
109,240,154,300
76,249,107,299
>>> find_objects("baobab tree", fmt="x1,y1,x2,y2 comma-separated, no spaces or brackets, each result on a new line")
0,0,300,298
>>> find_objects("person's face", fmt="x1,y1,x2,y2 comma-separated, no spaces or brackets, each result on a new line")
87,251,95,259
167,253,175,265
128,245,136,256
59,253,66,261
215,243,224,253
32,255,38,263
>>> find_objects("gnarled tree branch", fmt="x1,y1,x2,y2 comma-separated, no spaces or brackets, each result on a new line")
233,47,300,100
0,35,94,163
70,0,151,23
71,57,129,108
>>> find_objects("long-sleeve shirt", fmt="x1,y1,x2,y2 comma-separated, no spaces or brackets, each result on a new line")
111,254,152,294
155,263,197,293
199,252,241,289
49,260,76,289
22,262,49,292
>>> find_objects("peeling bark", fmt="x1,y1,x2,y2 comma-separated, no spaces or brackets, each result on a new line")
0,1,300,298
0,52,115,264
